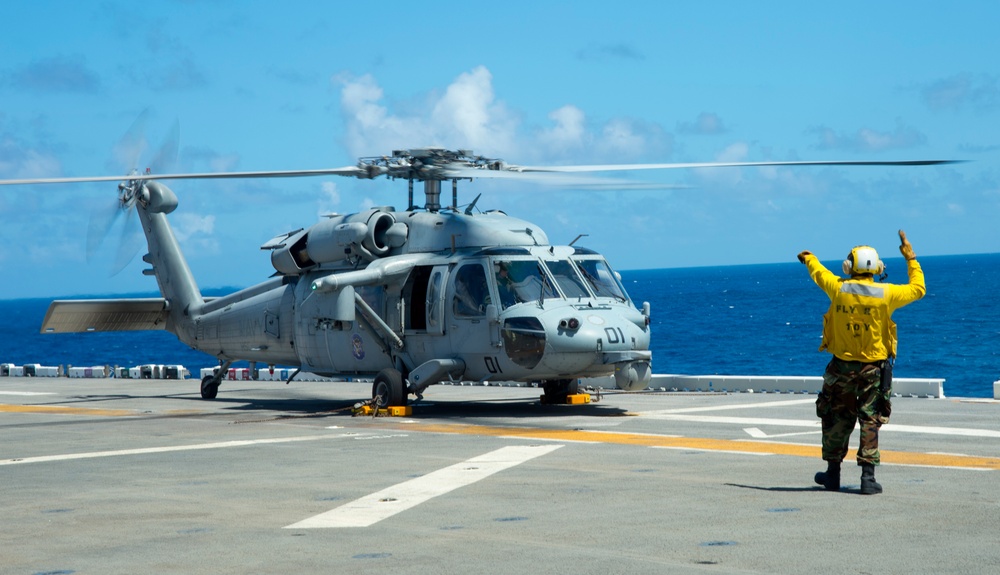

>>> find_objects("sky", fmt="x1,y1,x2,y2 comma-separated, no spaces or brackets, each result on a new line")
1,1,998,299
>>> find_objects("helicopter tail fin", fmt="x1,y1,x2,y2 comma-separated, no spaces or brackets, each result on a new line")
134,181,204,339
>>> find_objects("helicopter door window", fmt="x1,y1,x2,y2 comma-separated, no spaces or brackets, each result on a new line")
452,263,490,318
427,269,444,330
544,259,591,299
493,259,557,308
572,258,630,302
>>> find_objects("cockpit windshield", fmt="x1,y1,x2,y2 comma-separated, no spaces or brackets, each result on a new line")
571,257,630,302
493,259,558,308
543,259,590,299
491,256,629,309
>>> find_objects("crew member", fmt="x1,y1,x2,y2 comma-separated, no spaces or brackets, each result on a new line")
797,230,925,494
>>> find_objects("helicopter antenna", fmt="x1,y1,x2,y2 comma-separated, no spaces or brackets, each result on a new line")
464,193,482,215
569,234,589,246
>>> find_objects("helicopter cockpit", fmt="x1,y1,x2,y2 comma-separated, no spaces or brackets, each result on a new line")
484,247,632,311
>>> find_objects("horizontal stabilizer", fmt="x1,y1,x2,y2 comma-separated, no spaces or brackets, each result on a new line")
40,299,170,333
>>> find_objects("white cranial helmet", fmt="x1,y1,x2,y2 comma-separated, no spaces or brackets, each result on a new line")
843,245,884,276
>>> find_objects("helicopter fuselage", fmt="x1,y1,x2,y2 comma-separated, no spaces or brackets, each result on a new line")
178,209,652,396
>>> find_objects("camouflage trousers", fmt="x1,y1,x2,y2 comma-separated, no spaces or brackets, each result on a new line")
815,358,887,466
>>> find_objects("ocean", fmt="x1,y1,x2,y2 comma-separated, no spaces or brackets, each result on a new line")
1,253,997,397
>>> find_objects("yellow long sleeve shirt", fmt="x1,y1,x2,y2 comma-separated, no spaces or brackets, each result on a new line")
804,254,926,362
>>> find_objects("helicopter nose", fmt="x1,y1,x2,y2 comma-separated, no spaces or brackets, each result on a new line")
538,311,651,390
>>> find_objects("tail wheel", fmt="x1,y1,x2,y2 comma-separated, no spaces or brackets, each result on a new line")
372,368,406,407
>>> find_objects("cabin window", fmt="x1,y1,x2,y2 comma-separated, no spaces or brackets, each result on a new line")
427,269,443,329
403,266,432,330
452,263,490,318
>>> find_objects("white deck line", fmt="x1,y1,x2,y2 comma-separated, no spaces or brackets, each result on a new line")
284,444,562,529
583,374,947,398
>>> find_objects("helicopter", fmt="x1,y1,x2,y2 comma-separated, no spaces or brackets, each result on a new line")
0,144,956,407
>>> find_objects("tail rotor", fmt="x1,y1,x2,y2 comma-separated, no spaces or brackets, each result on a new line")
87,112,180,275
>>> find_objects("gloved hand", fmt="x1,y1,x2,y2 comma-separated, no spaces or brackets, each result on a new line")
797,250,812,264
898,230,916,261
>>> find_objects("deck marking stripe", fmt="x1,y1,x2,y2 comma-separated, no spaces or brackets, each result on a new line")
0,435,343,466
284,444,562,529
0,391,57,396
648,398,817,414
403,423,1000,470
0,403,138,417
638,412,1000,438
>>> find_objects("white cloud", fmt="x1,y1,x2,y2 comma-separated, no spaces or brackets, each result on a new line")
318,181,340,216
538,105,587,152
429,66,517,153
690,142,749,187
174,213,215,239
335,66,671,164
0,135,62,179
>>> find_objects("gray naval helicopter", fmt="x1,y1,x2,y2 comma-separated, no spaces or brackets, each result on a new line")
1,147,954,407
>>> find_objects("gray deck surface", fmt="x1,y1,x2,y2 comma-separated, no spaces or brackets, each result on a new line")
3,377,999,575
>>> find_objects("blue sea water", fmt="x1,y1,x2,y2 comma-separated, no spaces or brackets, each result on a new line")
1,254,998,397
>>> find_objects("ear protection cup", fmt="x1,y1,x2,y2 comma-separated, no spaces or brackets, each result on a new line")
844,246,884,276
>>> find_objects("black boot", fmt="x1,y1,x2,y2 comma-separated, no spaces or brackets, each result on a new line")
860,463,883,495
814,460,841,491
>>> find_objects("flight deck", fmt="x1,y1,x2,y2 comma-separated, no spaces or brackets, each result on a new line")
2,377,999,574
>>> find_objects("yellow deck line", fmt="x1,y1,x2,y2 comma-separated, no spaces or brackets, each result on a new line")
5,402,996,470
0,403,139,417
408,423,1000,470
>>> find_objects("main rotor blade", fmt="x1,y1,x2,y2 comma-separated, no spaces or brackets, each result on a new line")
0,166,366,186
443,166,692,189
504,159,963,173
0,158,963,187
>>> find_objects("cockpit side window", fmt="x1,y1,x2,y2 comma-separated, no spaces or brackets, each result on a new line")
452,263,490,318
493,259,558,309
572,258,630,302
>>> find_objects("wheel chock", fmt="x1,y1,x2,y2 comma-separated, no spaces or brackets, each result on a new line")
352,404,414,417
540,393,591,405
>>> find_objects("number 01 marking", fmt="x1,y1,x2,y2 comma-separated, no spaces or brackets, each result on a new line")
485,356,503,374
604,327,625,344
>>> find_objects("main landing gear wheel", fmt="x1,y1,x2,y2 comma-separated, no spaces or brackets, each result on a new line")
542,379,578,404
201,374,221,399
372,368,407,408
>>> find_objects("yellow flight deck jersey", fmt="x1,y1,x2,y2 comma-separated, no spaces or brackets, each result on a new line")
804,255,926,362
